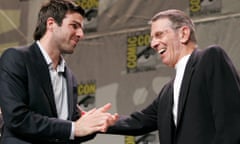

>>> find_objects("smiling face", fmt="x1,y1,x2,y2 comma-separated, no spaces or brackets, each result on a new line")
150,18,183,67
51,12,84,54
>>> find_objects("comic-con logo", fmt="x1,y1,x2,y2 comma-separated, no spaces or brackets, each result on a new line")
75,0,98,20
75,0,98,32
77,80,96,110
126,31,156,73
189,0,222,16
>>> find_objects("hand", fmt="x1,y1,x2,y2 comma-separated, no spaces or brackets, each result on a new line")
74,103,118,137
95,103,119,132
77,103,119,128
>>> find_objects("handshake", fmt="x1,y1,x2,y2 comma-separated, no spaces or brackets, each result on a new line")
74,103,119,137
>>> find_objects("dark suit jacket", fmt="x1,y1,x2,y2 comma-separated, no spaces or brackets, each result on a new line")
107,45,240,144
0,43,94,144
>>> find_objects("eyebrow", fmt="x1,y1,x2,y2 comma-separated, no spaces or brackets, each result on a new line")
151,30,166,38
72,20,84,29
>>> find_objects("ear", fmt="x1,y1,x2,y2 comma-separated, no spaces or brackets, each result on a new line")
46,17,56,31
179,26,191,44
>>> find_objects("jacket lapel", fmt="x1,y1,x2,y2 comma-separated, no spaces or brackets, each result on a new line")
31,43,58,117
166,81,176,144
65,67,74,119
169,81,177,143
176,49,199,127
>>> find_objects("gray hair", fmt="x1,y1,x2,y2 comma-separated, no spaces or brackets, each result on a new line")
149,9,197,43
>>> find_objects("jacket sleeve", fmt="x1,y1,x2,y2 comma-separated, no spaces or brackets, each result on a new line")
0,48,72,141
204,46,240,144
106,83,171,136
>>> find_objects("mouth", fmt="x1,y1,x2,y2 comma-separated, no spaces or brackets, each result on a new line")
158,48,166,55
71,39,79,46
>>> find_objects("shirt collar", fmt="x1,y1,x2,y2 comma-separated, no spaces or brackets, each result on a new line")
36,41,66,73
175,54,191,72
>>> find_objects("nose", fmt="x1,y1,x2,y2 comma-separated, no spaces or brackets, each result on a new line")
150,38,159,50
76,28,84,39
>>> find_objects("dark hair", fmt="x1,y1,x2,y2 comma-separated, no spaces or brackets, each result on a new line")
33,0,85,40
149,9,197,43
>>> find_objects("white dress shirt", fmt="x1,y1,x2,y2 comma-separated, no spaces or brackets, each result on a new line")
37,41,74,139
173,54,190,125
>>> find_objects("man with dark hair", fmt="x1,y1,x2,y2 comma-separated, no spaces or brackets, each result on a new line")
0,0,117,143
106,9,240,144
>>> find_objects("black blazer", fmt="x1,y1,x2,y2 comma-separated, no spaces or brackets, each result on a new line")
0,43,94,144
107,45,240,144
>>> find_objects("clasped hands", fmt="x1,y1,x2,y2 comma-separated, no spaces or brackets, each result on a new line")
74,103,119,137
